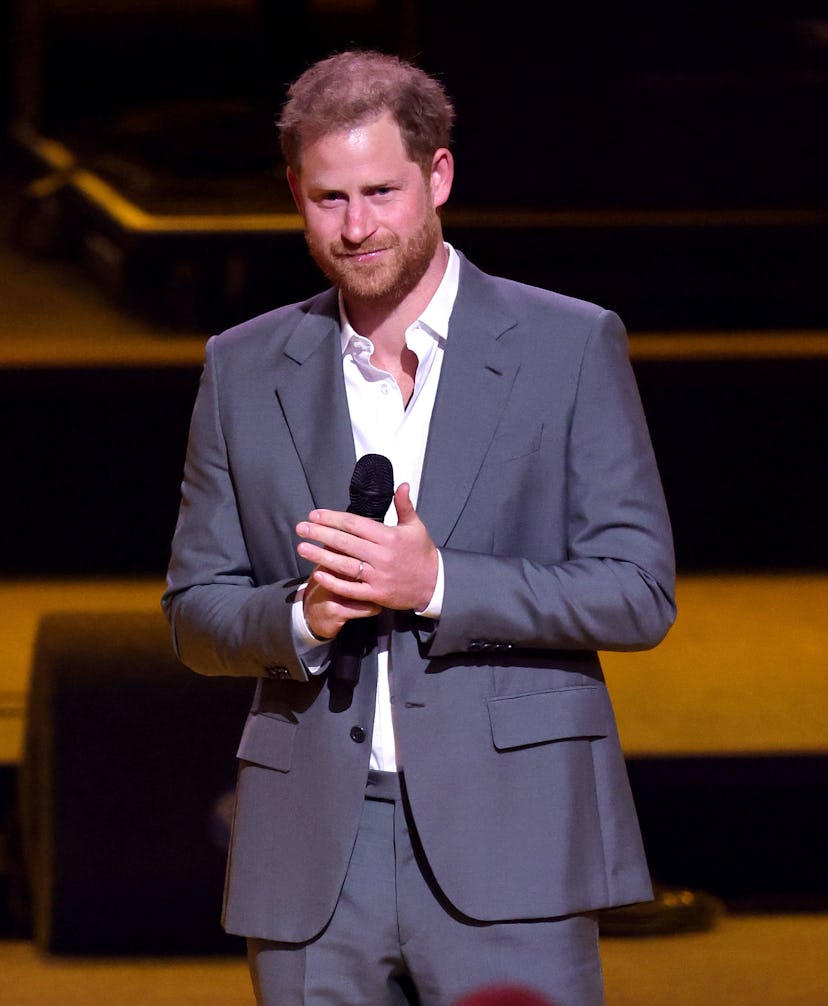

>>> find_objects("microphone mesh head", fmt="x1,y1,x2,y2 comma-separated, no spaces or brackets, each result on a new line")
348,454,394,520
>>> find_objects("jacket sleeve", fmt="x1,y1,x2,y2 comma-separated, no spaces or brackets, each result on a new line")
425,309,676,656
161,336,309,681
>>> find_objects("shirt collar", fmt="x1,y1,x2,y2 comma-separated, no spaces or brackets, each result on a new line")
339,243,460,354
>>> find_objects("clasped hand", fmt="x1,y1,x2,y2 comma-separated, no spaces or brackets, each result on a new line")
295,483,439,640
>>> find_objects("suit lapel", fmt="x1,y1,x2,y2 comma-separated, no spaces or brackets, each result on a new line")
271,260,520,535
273,290,356,512
418,258,520,546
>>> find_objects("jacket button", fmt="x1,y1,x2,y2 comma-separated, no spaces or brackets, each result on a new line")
349,725,366,743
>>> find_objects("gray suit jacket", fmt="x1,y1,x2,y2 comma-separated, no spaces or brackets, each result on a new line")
163,254,676,943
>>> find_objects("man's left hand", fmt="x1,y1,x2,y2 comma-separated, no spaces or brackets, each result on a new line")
296,483,439,613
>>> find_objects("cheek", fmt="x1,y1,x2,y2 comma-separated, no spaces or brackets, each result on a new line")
391,201,430,237
304,214,326,238
304,209,338,241
305,222,338,255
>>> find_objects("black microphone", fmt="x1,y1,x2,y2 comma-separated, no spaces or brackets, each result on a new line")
333,454,394,686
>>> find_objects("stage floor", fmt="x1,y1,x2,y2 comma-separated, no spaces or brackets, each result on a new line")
1,912,826,1006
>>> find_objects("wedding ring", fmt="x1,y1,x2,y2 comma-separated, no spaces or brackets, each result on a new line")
356,561,364,582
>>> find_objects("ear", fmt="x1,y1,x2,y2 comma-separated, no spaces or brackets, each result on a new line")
286,167,304,215
429,148,454,209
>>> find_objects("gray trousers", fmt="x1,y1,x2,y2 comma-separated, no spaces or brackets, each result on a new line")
247,771,604,1006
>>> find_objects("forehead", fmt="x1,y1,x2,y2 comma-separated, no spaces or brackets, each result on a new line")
298,112,417,180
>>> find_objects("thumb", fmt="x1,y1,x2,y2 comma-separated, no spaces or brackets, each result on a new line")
394,482,417,523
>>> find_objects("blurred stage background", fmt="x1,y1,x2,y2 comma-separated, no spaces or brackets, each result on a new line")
0,2,826,1003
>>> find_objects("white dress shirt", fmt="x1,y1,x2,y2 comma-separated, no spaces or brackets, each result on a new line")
292,244,460,771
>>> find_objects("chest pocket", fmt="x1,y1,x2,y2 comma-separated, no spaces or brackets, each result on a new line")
483,422,543,466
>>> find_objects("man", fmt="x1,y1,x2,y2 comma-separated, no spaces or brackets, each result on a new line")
163,50,675,1006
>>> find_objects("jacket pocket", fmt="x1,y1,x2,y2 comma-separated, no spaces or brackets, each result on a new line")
483,422,544,465
236,712,297,772
487,685,612,751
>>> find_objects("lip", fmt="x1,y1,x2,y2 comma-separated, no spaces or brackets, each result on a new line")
338,248,389,263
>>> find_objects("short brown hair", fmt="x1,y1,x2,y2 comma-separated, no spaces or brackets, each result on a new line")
278,50,454,174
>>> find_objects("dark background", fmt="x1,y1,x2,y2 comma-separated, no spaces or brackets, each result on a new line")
1,1,825,947
1,0,826,575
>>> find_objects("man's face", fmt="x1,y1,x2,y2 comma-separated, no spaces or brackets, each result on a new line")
287,113,452,308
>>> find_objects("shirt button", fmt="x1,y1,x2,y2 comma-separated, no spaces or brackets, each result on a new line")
349,725,366,744
380,383,390,394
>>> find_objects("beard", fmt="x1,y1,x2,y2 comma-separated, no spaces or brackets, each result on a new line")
305,211,442,307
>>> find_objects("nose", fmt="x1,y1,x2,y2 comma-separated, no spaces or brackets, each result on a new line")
341,197,375,246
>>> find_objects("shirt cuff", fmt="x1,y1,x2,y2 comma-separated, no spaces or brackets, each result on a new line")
291,584,332,675
415,549,444,620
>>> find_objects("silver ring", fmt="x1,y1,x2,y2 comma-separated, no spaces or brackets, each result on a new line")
356,561,364,582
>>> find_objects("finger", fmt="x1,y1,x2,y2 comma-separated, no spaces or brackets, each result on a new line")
296,525,362,562
300,510,388,542
333,598,381,618
311,593,379,619
296,538,373,576
302,583,380,638
311,566,375,598
393,483,416,524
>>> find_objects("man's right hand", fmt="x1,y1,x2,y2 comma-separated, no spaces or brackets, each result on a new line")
302,572,382,641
